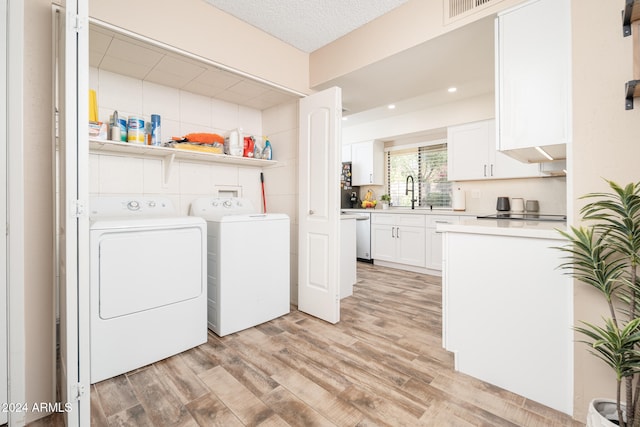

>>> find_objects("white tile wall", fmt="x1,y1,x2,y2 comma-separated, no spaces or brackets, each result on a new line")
97,155,144,194
141,81,180,121
179,91,213,134
262,101,299,303
90,66,262,143
89,66,268,215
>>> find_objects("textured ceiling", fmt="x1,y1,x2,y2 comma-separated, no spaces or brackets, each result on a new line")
203,0,409,52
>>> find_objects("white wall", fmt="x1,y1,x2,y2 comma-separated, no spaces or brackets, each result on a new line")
262,101,299,303
24,0,55,422
343,93,494,144
571,0,640,421
456,177,566,214
89,67,264,212
310,0,528,87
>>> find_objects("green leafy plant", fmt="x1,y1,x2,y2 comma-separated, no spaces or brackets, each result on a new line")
380,194,391,202
557,180,640,426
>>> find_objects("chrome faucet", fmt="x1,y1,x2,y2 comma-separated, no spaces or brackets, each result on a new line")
406,175,417,209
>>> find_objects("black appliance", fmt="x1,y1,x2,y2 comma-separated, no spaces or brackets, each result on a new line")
476,213,566,222
341,162,360,208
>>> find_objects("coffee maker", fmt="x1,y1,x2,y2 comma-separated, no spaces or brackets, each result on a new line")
341,162,360,208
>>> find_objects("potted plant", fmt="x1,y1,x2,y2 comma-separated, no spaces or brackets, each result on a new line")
557,180,640,427
380,194,391,209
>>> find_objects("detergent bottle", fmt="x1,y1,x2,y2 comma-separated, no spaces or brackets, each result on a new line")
262,136,273,160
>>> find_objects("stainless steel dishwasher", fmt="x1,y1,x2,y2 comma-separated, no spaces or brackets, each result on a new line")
354,212,372,262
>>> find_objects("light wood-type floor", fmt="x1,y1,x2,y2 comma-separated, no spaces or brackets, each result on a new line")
30,263,583,426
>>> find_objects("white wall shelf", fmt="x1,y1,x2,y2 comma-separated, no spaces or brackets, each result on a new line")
89,138,277,185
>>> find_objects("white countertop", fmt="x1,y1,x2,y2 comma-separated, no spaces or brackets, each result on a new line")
437,218,568,240
341,208,479,217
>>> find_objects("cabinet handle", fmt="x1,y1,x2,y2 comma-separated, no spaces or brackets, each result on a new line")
370,173,373,183
484,164,487,177
309,209,314,215
391,227,395,238
396,227,400,238
490,164,494,176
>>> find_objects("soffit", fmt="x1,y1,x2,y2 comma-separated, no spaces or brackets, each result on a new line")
203,0,410,53
88,23,301,111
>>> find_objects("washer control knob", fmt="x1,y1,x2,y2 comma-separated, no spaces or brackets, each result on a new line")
127,200,140,211
223,200,232,208
148,201,156,208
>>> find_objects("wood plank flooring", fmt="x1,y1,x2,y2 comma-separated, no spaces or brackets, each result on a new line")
29,263,583,426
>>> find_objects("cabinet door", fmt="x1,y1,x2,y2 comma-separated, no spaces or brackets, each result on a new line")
496,0,570,152
342,144,351,162
396,226,426,267
447,121,490,181
449,120,540,181
371,224,396,262
351,140,384,185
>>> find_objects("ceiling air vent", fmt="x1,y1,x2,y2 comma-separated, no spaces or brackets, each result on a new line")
446,0,503,23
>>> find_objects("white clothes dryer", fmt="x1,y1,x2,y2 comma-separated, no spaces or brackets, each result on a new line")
89,196,207,384
190,197,290,336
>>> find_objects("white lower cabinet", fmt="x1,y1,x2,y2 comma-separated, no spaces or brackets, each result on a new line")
426,215,460,270
371,214,426,268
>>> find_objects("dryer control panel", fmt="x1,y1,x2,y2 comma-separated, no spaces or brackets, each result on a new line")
190,197,257,217
90,196,176,218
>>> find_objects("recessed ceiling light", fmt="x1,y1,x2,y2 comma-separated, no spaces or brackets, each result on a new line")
388,104,396,110
342,116,348,121
448,87,457,93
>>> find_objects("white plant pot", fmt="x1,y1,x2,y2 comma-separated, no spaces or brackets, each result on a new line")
382,202,389,210
587,398,624,427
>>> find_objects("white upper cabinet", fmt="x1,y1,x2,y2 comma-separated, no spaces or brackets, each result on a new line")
351,140,384,186
495,0,570,163
342,144,352,163
447,119,540,181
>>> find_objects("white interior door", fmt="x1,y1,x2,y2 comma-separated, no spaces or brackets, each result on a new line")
298,87,342,324
0,0,8,422
56,2,90,424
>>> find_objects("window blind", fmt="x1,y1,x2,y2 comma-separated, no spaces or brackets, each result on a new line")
386,143,451,208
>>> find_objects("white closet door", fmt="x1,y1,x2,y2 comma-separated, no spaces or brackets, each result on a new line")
298,87,342,324
56,1,90,424
0,0,8,421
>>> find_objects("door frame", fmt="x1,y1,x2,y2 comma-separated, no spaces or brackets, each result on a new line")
6,0,26,425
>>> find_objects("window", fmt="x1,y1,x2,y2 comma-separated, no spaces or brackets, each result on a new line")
386,142,451,208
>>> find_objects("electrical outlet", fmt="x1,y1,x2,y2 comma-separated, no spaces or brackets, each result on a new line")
471,190,481,199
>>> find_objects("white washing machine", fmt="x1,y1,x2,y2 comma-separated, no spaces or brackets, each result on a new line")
89,196,207,384
190,197,290,336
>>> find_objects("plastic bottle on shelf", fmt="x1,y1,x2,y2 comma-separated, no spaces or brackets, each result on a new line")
225,128,243,156
262,137,272,160
110,110,121,142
